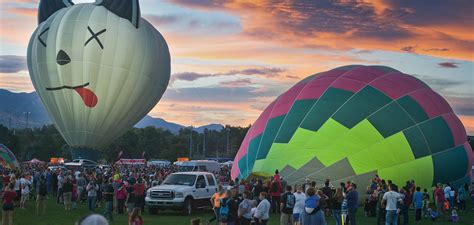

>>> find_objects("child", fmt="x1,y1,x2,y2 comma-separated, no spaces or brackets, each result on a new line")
451,208,459,222
422,188,430,218
363,198,370,217
250,200,257,225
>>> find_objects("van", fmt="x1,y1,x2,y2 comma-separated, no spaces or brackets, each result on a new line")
177,160,219,173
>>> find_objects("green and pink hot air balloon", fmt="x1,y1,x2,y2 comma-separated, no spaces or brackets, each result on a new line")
231,65,473,189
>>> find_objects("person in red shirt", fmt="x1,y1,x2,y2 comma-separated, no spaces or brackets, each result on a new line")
134,178,146,212
2,183,17,225
434,183,446,220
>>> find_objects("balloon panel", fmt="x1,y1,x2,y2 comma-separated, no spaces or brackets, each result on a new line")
231,65,473,189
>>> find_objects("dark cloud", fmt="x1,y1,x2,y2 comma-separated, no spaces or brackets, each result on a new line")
383,0,473,27
446,96,474,116
171,67,287,83
424,48,449,52
171,72,213,82
401,45,417,53
145,15,179,26
163,85,281,103
286,75,299,79
438,62,459,68
220,78,252,87
0,55,27,73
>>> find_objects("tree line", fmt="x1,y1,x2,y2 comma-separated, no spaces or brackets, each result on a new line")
0,124,250,163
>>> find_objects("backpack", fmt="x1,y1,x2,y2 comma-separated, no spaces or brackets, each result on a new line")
219,198,232,220
39,181,47,196
285,193,295,209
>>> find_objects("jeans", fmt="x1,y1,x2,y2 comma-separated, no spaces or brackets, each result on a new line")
271,195,281,213
103,201,113,221
332,209,341,225
385,210,398,225
449,196,454,209
117,199,125,214
377,208,386,225
348,208,357,225
88,196,97,212
400,205,408,225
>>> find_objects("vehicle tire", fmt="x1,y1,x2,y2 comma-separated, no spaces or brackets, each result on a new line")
183,198,193,215
148,207,158,215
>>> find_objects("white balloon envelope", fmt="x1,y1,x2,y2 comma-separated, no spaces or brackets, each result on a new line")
27,0,170,160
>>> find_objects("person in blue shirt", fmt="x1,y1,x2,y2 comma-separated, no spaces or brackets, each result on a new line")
301,187,326,225
345,183,359,225
412,187,423,222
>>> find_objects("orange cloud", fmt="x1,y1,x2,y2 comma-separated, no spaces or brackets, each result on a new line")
459,115,474,135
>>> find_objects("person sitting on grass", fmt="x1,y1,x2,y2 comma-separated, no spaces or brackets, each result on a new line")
129,207,143,225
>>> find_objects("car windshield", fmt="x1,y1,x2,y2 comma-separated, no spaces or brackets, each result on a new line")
179,166,194,171
162,174,196,186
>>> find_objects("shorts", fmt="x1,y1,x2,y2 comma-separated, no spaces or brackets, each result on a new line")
37,195,46,203
3,204,14,211
293,213,300,220
63,192,72,205
21,193,29,201
127,203,134,213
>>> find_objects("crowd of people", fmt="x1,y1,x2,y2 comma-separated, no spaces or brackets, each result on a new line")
0,162,232,225
1,163,473,225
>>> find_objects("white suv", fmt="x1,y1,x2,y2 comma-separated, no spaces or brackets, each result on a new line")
145,172,218,215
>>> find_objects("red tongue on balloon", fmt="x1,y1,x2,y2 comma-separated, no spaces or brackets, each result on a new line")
74,87,98,108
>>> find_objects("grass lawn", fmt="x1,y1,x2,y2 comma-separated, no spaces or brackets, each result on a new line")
3,198,474,225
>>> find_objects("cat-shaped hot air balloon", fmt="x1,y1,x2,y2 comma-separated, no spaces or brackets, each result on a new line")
27,0,170,161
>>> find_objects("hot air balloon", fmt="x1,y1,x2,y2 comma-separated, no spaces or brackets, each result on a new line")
27,0,170,161
0,144,19,169
231,65,473,189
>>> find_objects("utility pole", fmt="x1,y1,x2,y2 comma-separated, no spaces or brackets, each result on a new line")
189,126,193,159
202,130,206,159
226,127,230,156
24,112,31,129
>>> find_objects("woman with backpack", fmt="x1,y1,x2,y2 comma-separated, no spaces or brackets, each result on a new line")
301,187,326,225
219,190,237,225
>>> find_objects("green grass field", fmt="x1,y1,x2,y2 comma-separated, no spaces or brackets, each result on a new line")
2,198,473,225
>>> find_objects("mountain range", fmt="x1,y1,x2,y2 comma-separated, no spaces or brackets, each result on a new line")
0,89,223,133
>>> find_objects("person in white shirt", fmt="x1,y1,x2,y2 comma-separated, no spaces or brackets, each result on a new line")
444,183,455,209
20,175,31,209
254,192,270,225
382,185,403,225
293,185,306,225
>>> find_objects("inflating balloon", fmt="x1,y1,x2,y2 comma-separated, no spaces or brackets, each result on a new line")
0,144,19,169
231,65,473,189
27,0,170,160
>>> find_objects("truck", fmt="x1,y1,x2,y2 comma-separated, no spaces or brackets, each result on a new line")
175,160,220,173
145,171,218,215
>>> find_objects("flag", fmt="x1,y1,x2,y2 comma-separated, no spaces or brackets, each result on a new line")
142,151,146,159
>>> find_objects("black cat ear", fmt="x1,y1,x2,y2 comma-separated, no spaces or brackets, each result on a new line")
38,0,74,24
96,0,141,28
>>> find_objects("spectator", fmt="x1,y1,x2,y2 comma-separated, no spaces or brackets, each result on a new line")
254,192,270,225
301,187,326,225
293,185,306,225
2,183,17,225
331,188,344,225
422,188,430,218
209,185,225,225
36,175,48,215
57,172,64,204
103,178,114,222
63,177,73,211
382,184,402,225
20,175,31,209
346,183,358,225
270,179,282,213
76,174,87,203
238,191,253,225
134,177,146,212
219,190,236,225
412,187,423,223
434,183,446,220
457,184,468,212
280,185,295,225
87,179,100,213
125,183,136,214
116,183,127,215
129,207,143,225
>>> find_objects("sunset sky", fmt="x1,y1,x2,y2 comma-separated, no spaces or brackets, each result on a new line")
0,0,473,133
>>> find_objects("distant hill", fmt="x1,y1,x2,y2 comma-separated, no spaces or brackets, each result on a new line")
0,89,222,133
